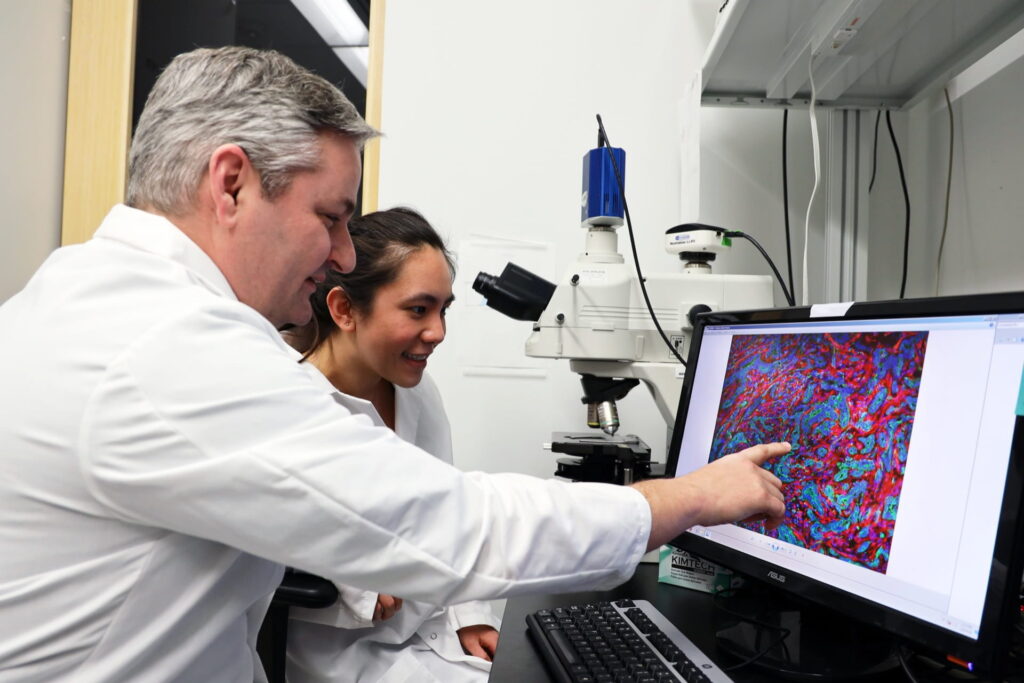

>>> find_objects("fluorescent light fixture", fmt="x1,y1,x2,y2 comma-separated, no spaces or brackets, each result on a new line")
333,46,369,86
291,0,368,47
290,0,369,86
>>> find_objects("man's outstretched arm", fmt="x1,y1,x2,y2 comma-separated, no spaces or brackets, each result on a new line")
633,442,790,552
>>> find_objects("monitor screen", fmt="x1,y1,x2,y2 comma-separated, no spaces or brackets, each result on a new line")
666,292,1024,674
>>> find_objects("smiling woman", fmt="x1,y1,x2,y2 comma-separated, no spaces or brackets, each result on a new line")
283,207,502,683
295,206,456,416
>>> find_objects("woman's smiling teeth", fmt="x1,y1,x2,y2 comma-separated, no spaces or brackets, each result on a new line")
402,352,429,361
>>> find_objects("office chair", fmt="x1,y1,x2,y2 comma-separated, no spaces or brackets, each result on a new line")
256,569,339,683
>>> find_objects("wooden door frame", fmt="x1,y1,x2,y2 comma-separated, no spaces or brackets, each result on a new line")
61,0,138,246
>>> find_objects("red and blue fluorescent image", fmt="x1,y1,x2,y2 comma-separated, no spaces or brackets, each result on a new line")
709,331,928,573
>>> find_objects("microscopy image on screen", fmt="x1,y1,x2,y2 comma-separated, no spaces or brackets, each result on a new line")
709,331,928,573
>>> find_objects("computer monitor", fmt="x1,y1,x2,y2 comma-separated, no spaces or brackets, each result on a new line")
666,291,1024,677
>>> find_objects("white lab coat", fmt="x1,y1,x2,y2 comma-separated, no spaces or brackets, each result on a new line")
0,205,650,682
287,369,499,682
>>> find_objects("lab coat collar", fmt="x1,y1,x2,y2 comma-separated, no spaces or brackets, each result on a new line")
93,204,238,302
298,361,386,428
394,386,421,445
297,360,426,442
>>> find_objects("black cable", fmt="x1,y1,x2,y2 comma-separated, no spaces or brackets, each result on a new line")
712,589,793,672
726,231,796,306
898,646,922,683
666,224,796,307
886,110,911,299
595,114,686,366
935,87,954,295
869,109,881,193
723,627,791,672
782,110,795,304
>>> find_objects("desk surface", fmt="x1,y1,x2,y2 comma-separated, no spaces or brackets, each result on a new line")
490,564,915,683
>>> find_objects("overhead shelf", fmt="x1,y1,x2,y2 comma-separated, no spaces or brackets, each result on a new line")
701,0,1024,109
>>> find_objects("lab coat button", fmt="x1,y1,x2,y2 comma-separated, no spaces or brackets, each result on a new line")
430,633,438,640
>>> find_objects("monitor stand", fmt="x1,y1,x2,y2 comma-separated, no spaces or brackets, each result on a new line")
714,583,899,680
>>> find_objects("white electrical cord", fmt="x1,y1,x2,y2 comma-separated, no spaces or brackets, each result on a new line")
802,49,821,306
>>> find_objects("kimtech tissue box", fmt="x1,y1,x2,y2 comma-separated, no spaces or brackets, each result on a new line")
658,545,742,594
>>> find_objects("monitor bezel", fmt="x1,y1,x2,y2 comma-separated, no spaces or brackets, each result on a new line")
665,291,1024,674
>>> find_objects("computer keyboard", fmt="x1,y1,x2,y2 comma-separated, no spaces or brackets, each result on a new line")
526,598,733,683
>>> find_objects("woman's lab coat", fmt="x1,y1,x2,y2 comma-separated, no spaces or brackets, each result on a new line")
287,370,499,683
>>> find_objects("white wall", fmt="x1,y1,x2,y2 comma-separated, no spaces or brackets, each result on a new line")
697,105,818,305
697,35,1024,306
375,1,1024,477
699,102,921,307
855,32,1024,301
903,52,1024,298
0,1,70,302
377,0,723,476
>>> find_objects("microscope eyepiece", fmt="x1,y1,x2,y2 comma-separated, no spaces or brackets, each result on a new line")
472,263,556,322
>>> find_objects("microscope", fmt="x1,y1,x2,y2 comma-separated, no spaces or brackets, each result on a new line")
473,135,774,484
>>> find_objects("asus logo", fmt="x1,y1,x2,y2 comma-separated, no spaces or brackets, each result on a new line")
767,571,787,583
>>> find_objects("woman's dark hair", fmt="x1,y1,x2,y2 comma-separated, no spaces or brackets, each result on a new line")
299,207,455,360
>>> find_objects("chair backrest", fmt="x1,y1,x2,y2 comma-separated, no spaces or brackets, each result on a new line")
256,569,339,683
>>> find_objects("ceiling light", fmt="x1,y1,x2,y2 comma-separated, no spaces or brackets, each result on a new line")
333,47,369,86
290,0,368,48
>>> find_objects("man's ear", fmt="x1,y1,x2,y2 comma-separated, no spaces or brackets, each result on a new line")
325,286,356,330
207,144,251,227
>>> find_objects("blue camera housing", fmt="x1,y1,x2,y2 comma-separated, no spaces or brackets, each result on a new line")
581,146,625,227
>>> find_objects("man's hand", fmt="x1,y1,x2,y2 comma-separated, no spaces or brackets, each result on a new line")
372,594,403,621
633,442,790,551
457,624,499,661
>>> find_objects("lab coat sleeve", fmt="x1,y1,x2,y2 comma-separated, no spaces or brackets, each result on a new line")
290,585,378,629
407,380,502,632
78,303,650,606
448,601,501,632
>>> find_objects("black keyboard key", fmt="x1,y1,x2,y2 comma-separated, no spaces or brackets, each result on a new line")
550,628,582,666
676,662,697,680
662,644,683,663
655,662,676,677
